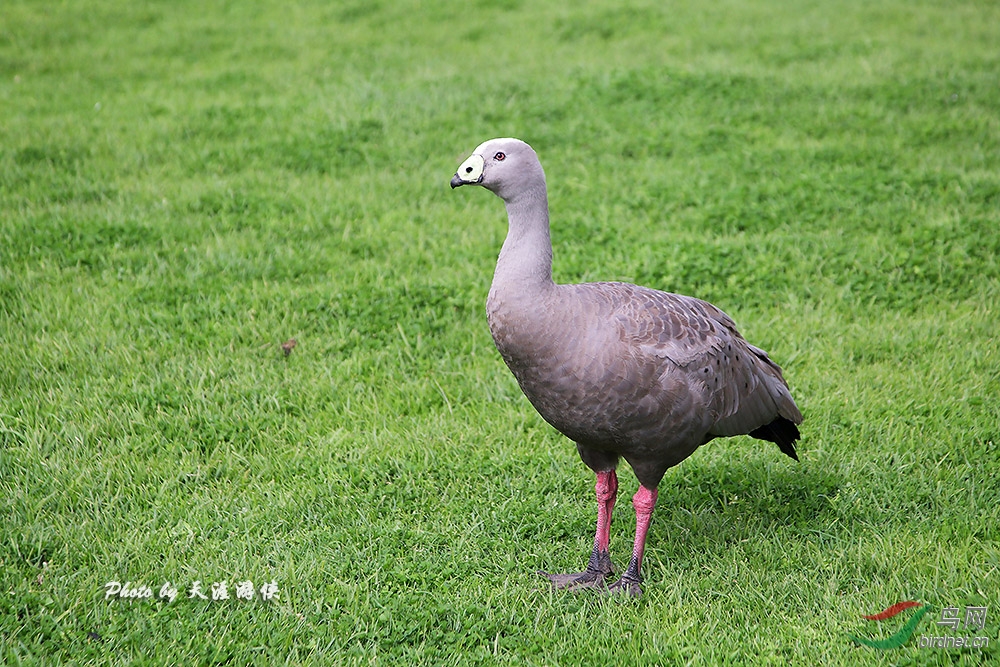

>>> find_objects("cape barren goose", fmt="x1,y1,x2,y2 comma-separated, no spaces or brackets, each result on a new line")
450,138,803,596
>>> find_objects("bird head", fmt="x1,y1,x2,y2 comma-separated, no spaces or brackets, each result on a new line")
450,138,545,203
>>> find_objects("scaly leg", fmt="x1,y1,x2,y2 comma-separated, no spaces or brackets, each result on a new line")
607,485,658,597
541,469,618,590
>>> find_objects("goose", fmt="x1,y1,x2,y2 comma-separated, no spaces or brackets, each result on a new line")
450,138,803,596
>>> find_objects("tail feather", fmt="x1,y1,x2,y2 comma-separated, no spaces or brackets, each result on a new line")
749,417,800,461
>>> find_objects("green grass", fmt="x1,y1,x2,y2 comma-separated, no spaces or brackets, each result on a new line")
2,0,998,664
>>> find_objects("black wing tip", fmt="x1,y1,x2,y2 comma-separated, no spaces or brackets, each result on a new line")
749,417,801,462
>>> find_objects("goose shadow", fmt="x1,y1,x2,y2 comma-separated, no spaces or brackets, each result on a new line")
642,452,847,562
529,451,847,585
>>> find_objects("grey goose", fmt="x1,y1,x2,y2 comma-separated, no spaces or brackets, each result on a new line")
450,138,803,596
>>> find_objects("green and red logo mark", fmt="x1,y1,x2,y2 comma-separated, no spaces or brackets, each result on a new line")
851,601,932,649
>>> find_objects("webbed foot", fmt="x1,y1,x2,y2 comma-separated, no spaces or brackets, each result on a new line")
606,574,642,597
539,548,614,591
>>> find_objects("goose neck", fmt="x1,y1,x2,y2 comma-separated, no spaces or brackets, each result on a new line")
493,192,555,292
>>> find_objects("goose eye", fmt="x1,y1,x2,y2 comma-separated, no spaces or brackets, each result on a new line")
494,152,506,161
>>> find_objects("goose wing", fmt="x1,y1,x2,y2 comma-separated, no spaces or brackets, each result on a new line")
597,283,802,435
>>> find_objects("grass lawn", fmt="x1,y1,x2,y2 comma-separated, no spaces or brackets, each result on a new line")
2,0,998,663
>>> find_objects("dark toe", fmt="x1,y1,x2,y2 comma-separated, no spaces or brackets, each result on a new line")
539,569,608,591
607,576,642,597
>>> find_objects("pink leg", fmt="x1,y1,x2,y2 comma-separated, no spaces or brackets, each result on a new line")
593,469,618,553
609,485,658,597
541,469,618,590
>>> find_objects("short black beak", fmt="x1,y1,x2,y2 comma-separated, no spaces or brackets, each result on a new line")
450,174,465,189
